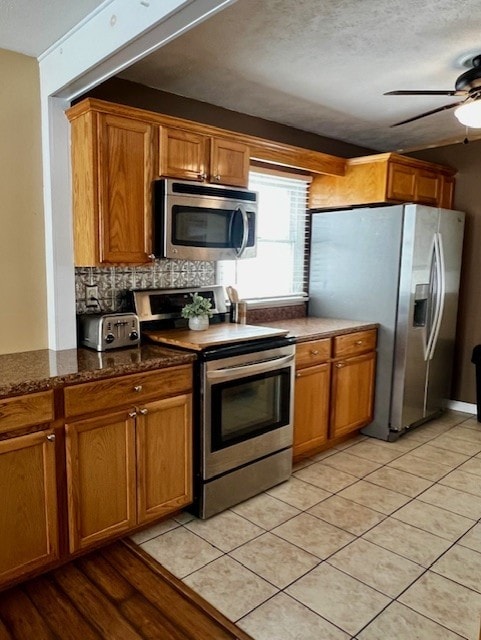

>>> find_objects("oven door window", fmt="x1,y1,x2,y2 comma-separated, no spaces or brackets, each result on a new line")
210,367,291,451
172,206,255,249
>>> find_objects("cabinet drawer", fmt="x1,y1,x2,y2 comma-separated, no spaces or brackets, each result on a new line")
0,390,54,434
333,330,377,359
296,338,331,368
64,365,193,418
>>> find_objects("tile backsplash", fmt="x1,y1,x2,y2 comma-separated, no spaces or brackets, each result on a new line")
75,260,216,315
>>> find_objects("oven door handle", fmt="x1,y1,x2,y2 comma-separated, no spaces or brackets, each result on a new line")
207,354,295,382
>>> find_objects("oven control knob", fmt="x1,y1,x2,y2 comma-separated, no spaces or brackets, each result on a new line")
105,333,115,344
129,331,139,341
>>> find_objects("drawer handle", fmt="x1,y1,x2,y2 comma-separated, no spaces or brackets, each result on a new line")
310,350,320,355
336,362,346,368
355,340,363,345
46,434,56,442
128,411,137,418
134,385,143,393
139,408,148,415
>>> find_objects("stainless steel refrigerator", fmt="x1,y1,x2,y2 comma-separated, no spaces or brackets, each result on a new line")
309,204,465,441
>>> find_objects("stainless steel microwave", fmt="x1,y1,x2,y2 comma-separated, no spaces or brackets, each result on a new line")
153,179,257,261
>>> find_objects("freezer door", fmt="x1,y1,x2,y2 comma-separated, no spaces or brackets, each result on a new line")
390,205,438,429
425,209,465,415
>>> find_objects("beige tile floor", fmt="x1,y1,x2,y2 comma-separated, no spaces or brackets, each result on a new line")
131,411,481,639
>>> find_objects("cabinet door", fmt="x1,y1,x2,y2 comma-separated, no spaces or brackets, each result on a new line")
137,394,192,524
98,113,154,263
65,411,137,552
293,363,330,459
0,430,58,584
160,127,209,181
211,138,250,187
386,162,416,201
415,169,441,206
440,175,455,209
330,352,376,439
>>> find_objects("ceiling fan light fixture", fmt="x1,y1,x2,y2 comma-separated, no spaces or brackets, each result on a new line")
454,101,481,128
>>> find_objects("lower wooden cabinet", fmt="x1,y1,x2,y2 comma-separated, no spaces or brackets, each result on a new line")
65,410,137,552
65,393,192,553
0,429,59,584
136,394,192,524
293,329,377,459
330,351,376,439
0,365,194,588
294,363,330,458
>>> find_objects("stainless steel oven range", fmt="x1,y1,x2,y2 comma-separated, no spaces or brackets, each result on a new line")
133,286,295,519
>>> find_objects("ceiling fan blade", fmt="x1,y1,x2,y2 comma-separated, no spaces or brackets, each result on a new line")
384,90,466,96
390,101,465,127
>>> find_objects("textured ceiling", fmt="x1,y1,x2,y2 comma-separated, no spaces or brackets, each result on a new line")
119,0,481,152
2,0,481,151
0,0,105,57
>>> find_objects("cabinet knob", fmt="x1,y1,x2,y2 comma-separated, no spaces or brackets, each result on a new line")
148,254,156,261
46,434,56,442
198,172,207,180
139,408,148,415
214,175,221,182
128,410,137,418
134,385,143,392
336,362,346,368
356,340,363,345
296,372,301,378
310,349,320,355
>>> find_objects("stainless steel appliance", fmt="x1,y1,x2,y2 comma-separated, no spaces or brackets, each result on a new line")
309,204,465,440
153,179,257,261
78,312,140,351
133,286,295,518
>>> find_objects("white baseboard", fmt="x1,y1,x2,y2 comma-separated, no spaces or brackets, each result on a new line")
445,400,477,415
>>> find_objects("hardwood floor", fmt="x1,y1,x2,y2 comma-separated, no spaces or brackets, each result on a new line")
0,540,252,640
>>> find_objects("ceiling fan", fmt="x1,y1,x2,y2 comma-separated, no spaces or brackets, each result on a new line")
385,54,481,127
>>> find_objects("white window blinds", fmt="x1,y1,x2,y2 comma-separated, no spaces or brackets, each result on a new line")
217,170,310,299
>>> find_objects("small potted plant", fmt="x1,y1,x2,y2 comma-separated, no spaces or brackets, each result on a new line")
181,292,213,331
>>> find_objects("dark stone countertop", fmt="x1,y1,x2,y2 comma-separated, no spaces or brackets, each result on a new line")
0,317,378,399
255,317,379,343
0,345,195,399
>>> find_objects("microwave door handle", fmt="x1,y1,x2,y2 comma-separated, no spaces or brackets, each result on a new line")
234,204,249,258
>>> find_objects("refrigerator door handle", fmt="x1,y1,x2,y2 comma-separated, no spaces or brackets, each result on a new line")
424,235,438,360
425,233,446,360
427,232,446,361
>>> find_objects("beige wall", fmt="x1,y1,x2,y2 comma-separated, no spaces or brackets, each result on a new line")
0,48,47,354
412,141,481,404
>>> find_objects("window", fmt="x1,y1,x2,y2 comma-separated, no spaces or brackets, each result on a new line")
217,169,310,298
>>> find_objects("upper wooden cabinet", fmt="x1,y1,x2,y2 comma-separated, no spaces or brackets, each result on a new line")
68,109,155,265
160,127,250,187
66,98,347,266
309,153,456,210
160,128,209,182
